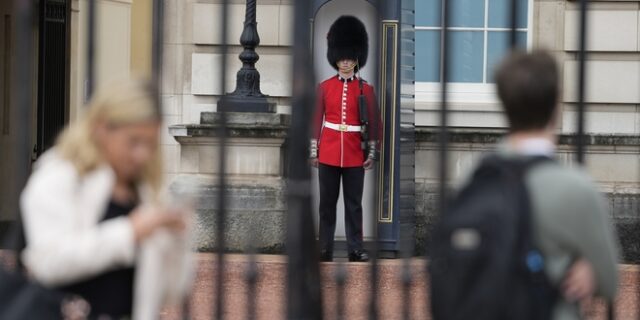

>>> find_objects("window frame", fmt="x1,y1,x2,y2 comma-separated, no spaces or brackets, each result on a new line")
415,0,535,105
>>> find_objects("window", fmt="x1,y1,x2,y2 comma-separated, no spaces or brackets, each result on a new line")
415,0,531,104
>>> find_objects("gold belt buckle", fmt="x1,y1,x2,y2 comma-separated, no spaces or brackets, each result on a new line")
339,124,348,132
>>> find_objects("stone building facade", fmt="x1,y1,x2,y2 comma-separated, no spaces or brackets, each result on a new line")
165,0,640,260
165,0,416,254
1,0,639,260
415,0,640,260
0,0,152,231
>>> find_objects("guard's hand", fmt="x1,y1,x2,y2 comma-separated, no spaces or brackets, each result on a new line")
363,158,374,170
562,258,596,303
309,158,319,168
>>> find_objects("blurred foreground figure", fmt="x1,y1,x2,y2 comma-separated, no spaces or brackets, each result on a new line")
430,51,619,320
20,79,192,319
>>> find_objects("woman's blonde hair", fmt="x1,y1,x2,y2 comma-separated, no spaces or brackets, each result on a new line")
56,78,164,197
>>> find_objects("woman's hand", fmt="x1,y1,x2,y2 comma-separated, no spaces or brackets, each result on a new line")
130,206,187,243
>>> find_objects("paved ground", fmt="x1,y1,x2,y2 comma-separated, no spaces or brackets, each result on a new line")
161,254,640,320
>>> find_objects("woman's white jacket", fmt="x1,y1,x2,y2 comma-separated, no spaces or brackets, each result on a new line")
19,151,192,319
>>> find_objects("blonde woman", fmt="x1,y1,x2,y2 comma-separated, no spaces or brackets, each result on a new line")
19,79,192,319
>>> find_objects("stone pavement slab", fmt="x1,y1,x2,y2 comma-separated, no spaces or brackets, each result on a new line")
162,254,640,320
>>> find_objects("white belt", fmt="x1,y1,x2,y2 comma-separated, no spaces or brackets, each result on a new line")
324,121,362,132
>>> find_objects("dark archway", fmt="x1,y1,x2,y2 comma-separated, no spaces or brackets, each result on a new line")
36,0,70,156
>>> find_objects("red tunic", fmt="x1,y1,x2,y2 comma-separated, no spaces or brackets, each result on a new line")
313,75,381,168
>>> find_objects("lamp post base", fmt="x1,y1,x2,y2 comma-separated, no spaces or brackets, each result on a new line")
220,95,276,113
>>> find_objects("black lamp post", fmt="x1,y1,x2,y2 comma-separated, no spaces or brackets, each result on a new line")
221,0,275,113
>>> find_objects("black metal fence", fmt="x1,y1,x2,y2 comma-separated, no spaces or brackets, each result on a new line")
5,0,624,319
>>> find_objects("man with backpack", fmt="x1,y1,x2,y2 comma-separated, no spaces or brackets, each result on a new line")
430,50,619,320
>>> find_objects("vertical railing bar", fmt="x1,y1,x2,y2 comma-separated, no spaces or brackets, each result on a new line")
181,291,192,320
576,0,587,165
401,250,412,320
438,0,450,235
574,0,615,319
400,4,415,311
36,0,45,155
400,109,413,320
608,299,615,320
214,0,230,319
86,0,96,100
245,222,259,320
236,2,261,317
151,0,182,317
245,250,258,320
368,2,382,319
401,0,414,301
151,0,164,89
438,0,450,225
335,263,347,320
10,0,34,261
431,0,450,314
286,0,322,319
509,0,518,48
367,200,380,320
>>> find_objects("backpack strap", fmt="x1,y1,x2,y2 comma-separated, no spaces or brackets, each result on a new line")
513,155,559,318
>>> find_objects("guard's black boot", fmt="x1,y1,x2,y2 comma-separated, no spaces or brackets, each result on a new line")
348,250,369,262
320,250,333,262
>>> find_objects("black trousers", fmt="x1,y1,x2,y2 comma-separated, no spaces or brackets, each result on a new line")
318,163,365,253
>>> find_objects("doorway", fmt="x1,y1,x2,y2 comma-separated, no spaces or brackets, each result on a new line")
36,0,70,156
0,0,70,226
311,0,379,246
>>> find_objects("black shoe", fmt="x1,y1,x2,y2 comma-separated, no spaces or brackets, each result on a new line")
320,250,333,262
348,250,369,262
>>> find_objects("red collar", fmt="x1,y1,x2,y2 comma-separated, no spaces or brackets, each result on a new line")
337,74,356,83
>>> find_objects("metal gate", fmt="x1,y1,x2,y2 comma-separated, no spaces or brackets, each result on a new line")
5,0,628,319
36,0,69,156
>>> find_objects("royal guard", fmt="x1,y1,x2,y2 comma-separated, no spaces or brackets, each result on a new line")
310,16,381,262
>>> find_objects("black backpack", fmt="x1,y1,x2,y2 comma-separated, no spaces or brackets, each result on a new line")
429,155,558,320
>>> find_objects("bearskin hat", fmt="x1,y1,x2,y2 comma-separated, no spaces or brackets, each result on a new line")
327,16,369,72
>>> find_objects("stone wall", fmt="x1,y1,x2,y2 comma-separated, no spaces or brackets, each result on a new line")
171,175,287,252
170,112,290,252
416,183,640,262
168,123,640,262
415,129,640,262
560,1,640,136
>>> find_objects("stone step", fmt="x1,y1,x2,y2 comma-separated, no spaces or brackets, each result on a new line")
162,254,640,320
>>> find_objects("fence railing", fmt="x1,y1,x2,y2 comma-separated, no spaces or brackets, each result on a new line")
6,0,623,319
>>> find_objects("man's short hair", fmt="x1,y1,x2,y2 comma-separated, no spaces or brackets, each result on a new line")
495,50,559,132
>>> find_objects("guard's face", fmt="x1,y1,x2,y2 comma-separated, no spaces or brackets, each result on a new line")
337,59,357,73
95,119,161,183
